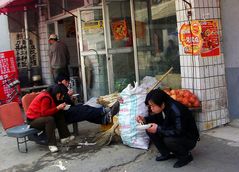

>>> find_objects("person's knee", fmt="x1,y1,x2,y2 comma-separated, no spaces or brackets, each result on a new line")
45,117,56,128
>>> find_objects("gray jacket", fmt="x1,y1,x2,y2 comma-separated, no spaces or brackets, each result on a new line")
49,41,70,69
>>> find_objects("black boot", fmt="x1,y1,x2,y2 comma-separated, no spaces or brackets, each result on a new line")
173,153,193,168
103,101,120,124
156,153,176,161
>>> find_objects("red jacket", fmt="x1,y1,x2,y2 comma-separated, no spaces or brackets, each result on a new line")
26,91,59,120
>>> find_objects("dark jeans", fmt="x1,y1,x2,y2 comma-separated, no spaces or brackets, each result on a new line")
64,104,104,124
147,131,197,158
27,112,70,146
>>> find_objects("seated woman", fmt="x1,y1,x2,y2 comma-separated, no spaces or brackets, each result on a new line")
56,74,119,125
26,85,74,153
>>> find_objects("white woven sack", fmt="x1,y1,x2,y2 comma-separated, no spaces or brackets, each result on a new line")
119,82,150,150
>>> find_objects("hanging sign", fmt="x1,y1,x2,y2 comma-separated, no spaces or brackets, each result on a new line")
0,50,20,105
179,19,220,57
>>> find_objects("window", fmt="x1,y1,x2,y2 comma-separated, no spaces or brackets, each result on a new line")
134,0,181,89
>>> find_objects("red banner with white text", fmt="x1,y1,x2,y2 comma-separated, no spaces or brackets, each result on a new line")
0,50,20,105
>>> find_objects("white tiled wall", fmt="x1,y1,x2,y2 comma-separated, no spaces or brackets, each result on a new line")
175,0,229,131
38,6,53,85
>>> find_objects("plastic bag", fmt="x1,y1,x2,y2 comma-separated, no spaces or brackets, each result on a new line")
118,82,150,150
140,76,159,90
84,97,102,108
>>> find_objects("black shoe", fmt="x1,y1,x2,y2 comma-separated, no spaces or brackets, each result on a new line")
173,154,193,168
155,153,176,161
102,101,120,124
110,101,120,115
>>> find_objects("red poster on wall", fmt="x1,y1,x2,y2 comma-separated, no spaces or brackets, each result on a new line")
200,20,220,57
0,50,20,105
179,20,220,57
111,19,128,40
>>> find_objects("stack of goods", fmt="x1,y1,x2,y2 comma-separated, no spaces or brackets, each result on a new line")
163,89,201,108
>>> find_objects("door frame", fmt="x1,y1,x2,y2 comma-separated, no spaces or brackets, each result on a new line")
77,5,110,102
77,0,140,102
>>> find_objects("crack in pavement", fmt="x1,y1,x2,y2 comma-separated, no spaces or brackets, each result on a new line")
101,151,148,172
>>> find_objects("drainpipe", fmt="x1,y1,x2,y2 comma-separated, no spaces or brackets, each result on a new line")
24,6,31,82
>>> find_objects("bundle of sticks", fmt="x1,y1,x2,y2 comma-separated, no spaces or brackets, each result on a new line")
93,67,174,146
97,92,120,108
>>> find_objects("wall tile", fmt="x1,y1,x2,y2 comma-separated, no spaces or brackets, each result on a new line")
200,79,205,90
194,0,199,7
211,88,215,99
199,0,204,7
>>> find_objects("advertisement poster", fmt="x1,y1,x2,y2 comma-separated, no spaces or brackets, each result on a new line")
179,19,220,57
179,21,203,55
111,19,128,40
83,20,104,35
0,50,20,105
200,20,220,57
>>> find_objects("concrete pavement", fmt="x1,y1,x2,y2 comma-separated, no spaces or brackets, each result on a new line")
1,122,239,172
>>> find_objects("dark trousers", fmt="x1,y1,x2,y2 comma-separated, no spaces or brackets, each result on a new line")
54,111,71,138
28,112,70,146
147,132,197,158
64,104,104,124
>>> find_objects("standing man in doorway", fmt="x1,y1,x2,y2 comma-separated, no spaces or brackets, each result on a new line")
48,34,70,82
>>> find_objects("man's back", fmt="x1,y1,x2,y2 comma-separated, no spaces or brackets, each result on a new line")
49,41,70,69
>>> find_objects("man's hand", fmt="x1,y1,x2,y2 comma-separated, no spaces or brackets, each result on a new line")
57,103,66,110
136,115,146,124
68,89,74,96
146,123,158,133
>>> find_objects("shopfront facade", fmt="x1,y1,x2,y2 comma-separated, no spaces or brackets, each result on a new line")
41,0,181,98
36,0,229,131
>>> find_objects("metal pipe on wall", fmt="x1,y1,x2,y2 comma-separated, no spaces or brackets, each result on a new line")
24,6,31,82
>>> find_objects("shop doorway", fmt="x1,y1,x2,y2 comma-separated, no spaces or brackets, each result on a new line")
48,16,83,101
78,0,136,101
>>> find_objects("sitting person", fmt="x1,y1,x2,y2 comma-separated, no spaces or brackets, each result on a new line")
56,74,119,125
136,89,199,168
26,85,74,153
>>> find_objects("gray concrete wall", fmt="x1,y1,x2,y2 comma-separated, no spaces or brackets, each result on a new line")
0,15,10,52
221,0,239,119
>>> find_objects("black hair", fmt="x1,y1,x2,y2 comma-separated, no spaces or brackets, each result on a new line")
47,84,65,103
55,73,70,83
145,89,170,106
